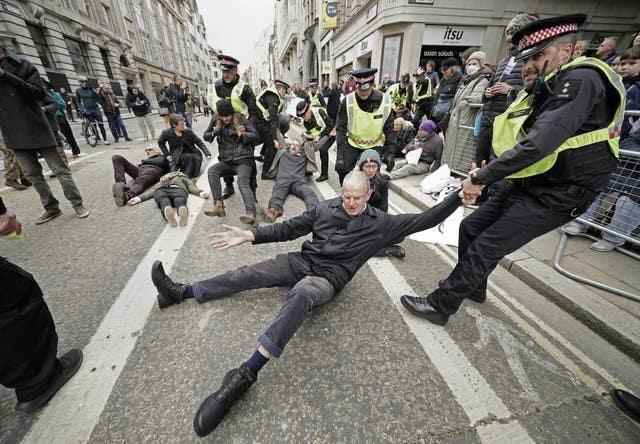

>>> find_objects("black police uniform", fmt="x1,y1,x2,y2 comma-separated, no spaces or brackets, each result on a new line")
302,106,335,178
255,88,284,178
403,14,622,321
335,88,397,185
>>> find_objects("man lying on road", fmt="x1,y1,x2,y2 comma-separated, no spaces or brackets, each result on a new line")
150,170,473,437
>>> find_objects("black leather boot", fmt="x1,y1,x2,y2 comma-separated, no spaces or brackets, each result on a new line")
151,261,186,309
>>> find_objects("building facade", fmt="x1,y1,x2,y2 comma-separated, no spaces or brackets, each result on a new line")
330,0,640,84
0,0,214,107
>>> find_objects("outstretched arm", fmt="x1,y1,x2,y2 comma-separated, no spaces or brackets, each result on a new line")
209,224,255,250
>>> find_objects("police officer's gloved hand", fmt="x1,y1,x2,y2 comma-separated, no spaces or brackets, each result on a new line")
203,132,213,143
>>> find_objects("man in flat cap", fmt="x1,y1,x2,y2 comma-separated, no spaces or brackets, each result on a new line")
205,55,260,199
335,68,397,184
254,79,289,179
401,14,626,326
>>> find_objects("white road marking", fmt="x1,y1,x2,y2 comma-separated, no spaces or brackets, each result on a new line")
0,150,107,193
22,159,215,444
315,180,535,443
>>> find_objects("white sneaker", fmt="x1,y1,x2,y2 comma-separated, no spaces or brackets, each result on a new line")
74,206,90,219
562,221,587,236
164,207,177,227
591,239,623,252
178,206,188,226
103,140,111,146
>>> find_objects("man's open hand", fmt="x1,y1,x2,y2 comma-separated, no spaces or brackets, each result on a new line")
209,224,255,250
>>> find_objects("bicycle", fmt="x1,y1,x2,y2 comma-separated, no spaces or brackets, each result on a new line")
81,113,99,147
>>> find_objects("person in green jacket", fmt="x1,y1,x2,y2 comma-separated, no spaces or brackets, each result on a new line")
128,171,209,226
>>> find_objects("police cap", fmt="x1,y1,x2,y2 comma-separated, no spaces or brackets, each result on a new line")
274,79,290,90
512,14,587,61
296,99,309,117
351,68,377,85
218,55,240,71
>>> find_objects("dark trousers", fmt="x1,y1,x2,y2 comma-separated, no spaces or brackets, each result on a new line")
256,121,276,177
177,151,203,178
14,147,84,211
0,258,60,402
191,254,335,358
475,111,499,165
413,99,433,129
58,116,81,155
336,143,377,185
428,184,576,315
208,160,256,212
112,155,163,200
269,178,319,211
318,135,335,177
86,111,108,141
106,113,129,141
153,186,188,210
66,105,75,122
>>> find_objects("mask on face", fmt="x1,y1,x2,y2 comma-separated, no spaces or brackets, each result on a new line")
465,64,480,76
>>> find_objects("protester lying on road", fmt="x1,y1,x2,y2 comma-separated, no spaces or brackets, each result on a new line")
127,171,209,227
112,147,170,207
150,170,474,437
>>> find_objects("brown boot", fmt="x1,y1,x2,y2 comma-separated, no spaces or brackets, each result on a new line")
204,200,226,217
6,180,27,191
239,210,256,225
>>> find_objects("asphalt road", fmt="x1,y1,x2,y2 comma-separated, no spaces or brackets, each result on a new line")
1,117,639,443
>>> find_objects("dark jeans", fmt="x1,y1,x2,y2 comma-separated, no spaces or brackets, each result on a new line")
317,135,335,177
112,155,163,200
191,254,336,358
475,111,499,165
85,110,108,141
269,178,319,211
177,151,203,178
14,147,84,211
256,121,276,176
58,116,80,155
428,184,578,315
208,160,256,212
153,186,187,210
106,113,129,141
0,258,60,402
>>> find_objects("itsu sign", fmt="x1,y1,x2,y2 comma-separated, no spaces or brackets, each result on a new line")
423,25,485,47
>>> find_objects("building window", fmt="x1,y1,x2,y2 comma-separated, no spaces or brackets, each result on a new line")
27,24,56,70
102,5,112,28
100,48,114,79
65,37,93,75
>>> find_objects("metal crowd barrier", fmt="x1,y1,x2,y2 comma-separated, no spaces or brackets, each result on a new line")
441,103,482,176
555,146,640,302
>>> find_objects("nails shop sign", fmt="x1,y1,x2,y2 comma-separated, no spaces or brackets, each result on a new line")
422,25,485,46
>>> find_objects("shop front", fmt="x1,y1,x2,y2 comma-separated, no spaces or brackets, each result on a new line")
420,25,485,69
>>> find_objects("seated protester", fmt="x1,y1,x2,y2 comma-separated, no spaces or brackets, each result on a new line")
204,99,261,224
128,171,209,227
392,116,417,163
563,48,640,251
263,127,320,223
296,100,335,182
158,114,211,179
111,147,169,207
390,120,443,180
357,149,405,258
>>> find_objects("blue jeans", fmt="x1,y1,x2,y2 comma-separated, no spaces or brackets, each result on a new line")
106,113,129,141
578,194,640,244
191,254,336,358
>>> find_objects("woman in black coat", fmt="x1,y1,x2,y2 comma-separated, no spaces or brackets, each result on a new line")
158,114,211,178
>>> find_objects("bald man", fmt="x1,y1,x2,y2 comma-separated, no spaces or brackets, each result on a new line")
150,170,467,436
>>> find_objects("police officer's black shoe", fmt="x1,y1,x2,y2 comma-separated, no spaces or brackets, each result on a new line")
400,295,449,326
611,389,640,423
151,260,186,309
316,174,328,182
221,186,235,200
193,365,257,437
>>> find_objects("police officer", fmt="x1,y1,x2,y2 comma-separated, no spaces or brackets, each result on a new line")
335,68,396,185
387,73,414,121
206,55,259,197
296,99,335,182
412,66,435,129
255,79,289,178
307,79,326,108
400,14,626,326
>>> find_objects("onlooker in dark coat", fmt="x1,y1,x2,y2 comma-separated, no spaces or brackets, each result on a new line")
76,80,109,143
127,87,156,141
431,57,462,134
0,43,89,224
326,83,342,120
98,84,132,143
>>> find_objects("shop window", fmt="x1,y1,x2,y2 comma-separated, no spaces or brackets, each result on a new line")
64,37,93,75
27,24,56,70
100,48,114,79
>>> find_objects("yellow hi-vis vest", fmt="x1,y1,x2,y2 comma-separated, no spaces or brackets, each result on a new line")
256,88,283,121
414,79,433,101
206,80,249,118
492,56,626,179
387,83,408,111
306,106,326,140
310,92,323,108
346,91,392,149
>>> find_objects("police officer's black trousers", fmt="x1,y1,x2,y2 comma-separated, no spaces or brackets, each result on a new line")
317,135,336,177
413,99,433,129
256,121,277,177
428,184,575,315
0,258,60,402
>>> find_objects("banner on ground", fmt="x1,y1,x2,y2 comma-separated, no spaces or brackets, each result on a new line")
322,0,338,30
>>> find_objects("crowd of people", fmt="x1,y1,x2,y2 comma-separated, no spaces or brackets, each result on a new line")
1,11,640,439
